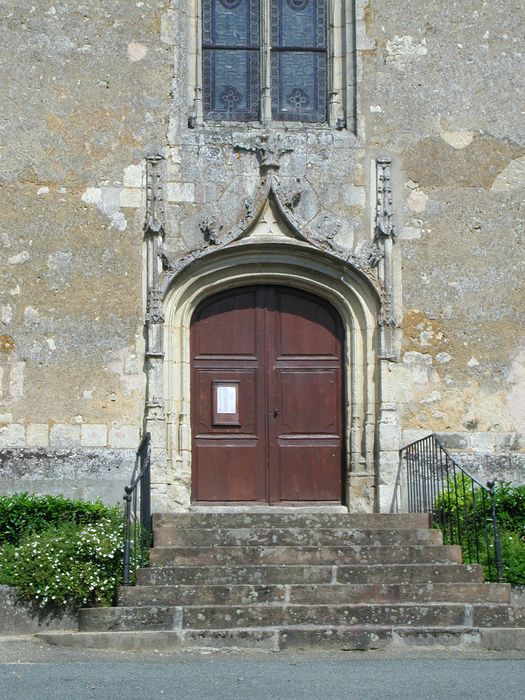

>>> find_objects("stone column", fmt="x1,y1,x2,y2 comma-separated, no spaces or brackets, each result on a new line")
374,158,402,511
143,155,169,511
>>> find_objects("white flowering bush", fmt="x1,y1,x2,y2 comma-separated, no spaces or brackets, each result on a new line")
13,516,124,609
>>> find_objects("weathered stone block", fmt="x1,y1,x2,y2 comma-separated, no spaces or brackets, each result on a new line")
26,424,49,448
468,432,497,452
108,424,140,449
0,424,25,448
436,432,469,450
81,424,108,448
49,424,81,448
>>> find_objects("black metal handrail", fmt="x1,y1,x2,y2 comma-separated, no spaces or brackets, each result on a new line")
398,433,503,581
123,432,152,585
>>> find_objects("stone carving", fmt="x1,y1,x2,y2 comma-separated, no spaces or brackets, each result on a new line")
158,244,174,272
374,158,397,358
355,241,383,269
315,215,341,249
234,132,294,173
146,288,165,324
374,158,396,241
282,189,301,210
144,154,166,328
165,175,384,300
199,218,223,245
144,154,165,235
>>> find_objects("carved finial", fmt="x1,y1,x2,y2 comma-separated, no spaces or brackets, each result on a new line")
199,218,223,245
374,158,396,241
144,154,165,236
234,132,294,173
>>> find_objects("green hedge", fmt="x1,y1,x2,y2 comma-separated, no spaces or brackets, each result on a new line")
0,493,124,608
0,492,116,546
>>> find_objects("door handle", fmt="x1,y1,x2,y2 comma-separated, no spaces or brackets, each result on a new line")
272,408,279,417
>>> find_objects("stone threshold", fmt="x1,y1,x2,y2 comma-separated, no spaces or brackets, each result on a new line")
188,505,349,514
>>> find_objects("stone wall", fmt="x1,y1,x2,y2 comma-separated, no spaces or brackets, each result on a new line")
0,586,76,635
0,1,172,498
0,1,523,505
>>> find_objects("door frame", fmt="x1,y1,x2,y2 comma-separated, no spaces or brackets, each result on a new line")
155,244,395,513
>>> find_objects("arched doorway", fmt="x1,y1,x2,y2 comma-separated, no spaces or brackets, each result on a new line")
190,285,345,504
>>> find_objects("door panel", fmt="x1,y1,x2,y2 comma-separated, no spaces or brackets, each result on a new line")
277,445,343,502
195,288,259,357
195,370,258,434
279,370,339,435
276,291,340,357
191,285,344,504
194,442,261,501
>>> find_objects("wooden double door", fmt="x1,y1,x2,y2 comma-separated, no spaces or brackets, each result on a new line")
191,285,344,504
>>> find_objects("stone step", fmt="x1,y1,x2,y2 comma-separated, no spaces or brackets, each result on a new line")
153,526,444,547
472,605,525,628
148,544,462,567
119,584,287,607
137,564,335,586
118,582,510,608
79,602,525,633
288,582,511,605
136,563,484,587
152,512,430,530
41,625,525,652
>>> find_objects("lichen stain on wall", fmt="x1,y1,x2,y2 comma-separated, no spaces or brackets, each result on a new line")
402,136,525,190
399,310,523,437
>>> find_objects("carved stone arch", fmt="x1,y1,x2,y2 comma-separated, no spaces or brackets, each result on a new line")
145,230,400,514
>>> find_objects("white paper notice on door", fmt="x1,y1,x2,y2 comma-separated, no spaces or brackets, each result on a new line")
216,385,237,414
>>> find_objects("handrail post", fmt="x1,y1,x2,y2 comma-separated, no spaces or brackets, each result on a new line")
122,432,152,585
123,486,133,586
487,480,504,582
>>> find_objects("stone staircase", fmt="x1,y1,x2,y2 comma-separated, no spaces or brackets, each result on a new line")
38,512,525,651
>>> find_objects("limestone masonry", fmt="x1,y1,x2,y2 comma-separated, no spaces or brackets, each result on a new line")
0,1,523,511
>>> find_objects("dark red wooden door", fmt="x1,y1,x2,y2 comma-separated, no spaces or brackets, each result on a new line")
191,286,344,504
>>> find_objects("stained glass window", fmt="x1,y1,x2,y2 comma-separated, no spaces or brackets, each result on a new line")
201,0,327,123
202,0,260,121
271,0,327,122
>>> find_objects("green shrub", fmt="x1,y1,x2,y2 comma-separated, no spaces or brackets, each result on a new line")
434,480,525,585
13,515,124,608
0,543,16,585
0,493,127,608
491,483,525,534
500,530,525,587
0,493,116,546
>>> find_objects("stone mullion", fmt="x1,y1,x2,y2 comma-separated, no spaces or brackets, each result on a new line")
261,0,272,124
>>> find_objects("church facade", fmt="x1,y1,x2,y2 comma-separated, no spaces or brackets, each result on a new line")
0,1,523,512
